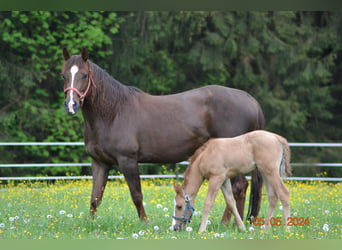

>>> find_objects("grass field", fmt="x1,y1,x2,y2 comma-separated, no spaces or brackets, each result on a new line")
0,177,341,239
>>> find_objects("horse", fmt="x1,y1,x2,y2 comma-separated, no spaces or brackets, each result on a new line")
61,48,265,223
172,130,292,233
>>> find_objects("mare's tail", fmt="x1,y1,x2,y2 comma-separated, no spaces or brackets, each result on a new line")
276,135,292,177
246,104,265,223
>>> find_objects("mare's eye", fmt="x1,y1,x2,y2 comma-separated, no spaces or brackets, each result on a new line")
176,205,182,210
83,74,88,79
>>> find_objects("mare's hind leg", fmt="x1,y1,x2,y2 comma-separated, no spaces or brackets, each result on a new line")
221,176,248,226
118,156,147,221
90,159,110,216
221,179,246,231
263,172,290,228
199,176,224,233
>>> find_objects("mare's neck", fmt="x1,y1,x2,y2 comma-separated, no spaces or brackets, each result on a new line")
82,62,134,121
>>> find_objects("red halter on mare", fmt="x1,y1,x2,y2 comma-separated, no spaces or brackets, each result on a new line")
64,63,96,107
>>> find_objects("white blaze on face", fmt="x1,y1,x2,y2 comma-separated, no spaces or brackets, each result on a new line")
172,199,177,226
68,65,79,114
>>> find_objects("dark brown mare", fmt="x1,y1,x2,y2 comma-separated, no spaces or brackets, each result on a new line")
61,48,265,223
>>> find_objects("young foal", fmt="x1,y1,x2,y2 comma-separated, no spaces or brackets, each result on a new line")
172,130,292,233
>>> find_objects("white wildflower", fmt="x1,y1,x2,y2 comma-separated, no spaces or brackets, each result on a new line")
304,200,310,204
14,216,19,220
324,210,329,215
163,207,168,212
214,233,220,238
132,233,138,239
139,230,145,236
279,205,283,210
67,214,73,218
249,226,255,232
59,210,66,215
154,225,160,231
156,204,162,209
323,224,329,232
165,214,170,218
47,215,52,219
186,226,193,232
206,220,211,225
0,223,5,228
9,217,14,222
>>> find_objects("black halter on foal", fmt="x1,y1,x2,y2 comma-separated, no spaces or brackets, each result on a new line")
173,188,195,225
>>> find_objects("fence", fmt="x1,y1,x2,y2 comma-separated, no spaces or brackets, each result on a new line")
0,142,342,182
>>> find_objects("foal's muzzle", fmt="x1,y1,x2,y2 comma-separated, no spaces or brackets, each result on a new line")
172,188,195,231
173,222,185,231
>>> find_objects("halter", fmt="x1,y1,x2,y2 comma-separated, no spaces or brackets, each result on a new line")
64,63,96,107
173,188,195,225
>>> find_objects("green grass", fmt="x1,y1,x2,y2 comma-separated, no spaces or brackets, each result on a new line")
0,178,341,239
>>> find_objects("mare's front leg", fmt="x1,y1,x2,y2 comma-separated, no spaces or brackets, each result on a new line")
90,159,110,216
198,176,224,233
118,156,147,221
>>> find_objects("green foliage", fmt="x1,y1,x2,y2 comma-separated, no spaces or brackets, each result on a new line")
0,11,341,178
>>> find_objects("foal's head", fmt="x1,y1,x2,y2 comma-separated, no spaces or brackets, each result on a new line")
172,183,195,231
62,48,95,115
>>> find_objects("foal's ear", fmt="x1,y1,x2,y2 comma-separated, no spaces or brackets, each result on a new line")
173,183,182,194
81,47,88,62
63,48,71,61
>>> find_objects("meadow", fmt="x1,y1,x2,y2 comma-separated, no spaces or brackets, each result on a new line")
0,176,341,239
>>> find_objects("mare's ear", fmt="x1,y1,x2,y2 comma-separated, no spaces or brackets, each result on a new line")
173,183,182,194
63,48,71,61
81,47,88,62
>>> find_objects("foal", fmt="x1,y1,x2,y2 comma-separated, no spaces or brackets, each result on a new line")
172,130,292,233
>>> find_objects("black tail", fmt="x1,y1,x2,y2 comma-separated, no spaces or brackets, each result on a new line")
247,104,265,223
247,169,263,223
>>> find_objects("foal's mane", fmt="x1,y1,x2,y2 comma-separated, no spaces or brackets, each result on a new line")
183,141,210,187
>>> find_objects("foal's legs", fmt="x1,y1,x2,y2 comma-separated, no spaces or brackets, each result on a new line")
221,179,246,231
263,172,290,228
90,159,110,216
262,176,278,228
221,176,248,226
198,176,224,233
118,156,147,221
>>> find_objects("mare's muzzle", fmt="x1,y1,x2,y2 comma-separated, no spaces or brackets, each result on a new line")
64,97,80,115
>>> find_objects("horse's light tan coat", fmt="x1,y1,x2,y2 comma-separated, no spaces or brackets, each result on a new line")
173,130,291,233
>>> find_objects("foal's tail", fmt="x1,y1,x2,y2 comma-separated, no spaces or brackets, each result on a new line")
276,135,292,177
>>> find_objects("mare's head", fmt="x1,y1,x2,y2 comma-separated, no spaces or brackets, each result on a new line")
62,48,95,115
172,183,195,231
